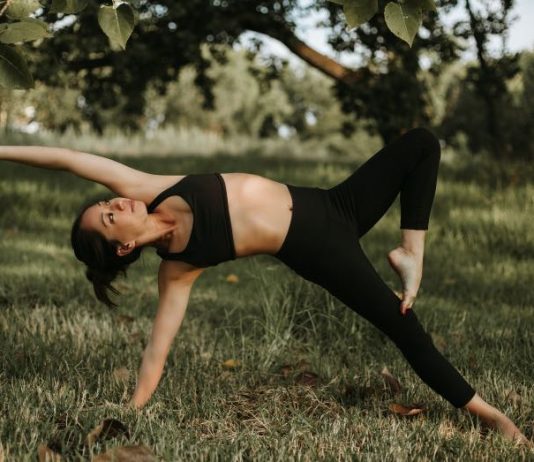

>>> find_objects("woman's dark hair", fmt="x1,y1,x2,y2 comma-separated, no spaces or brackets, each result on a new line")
70,200,142,308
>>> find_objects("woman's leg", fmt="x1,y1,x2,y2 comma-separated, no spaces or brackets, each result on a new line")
323,128,528,443
328,128,441,311
311,226,476,409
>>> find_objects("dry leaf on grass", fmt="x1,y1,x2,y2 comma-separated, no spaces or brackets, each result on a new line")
278,360,311,379
113,367,130,383
389,403,425,416
279,364,294,378
129,331,144,344
295,371,319,387
92,445,156,462
381,367,401,394
222,359,241,369
226,274,239,283
86,419,130,449
116,314,135,324
37,444,62,462
505,389,521,406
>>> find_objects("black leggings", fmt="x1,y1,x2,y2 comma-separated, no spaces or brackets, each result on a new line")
275,128,476,408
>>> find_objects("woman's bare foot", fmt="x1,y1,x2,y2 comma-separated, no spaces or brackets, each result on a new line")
387,246,423,314
465,393,532,447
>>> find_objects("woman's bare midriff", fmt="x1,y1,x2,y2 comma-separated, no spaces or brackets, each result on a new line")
221,173,293,257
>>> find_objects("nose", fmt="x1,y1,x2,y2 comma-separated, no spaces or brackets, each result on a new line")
115,199,126,211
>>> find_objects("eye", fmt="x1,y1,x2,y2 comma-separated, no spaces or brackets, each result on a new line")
108,213,114,224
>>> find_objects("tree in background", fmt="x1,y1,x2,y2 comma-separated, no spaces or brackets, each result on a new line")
1,0,442,141
440,0,520,158
1,0,530,158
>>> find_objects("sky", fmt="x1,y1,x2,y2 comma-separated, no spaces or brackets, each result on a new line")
239,0,534,68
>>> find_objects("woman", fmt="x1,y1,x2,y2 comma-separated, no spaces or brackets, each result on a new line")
0,128,529,444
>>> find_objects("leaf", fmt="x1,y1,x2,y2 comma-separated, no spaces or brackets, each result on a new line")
505,389,521,406
112,367,130,383
0,19,51,44
97,3,135,50
343,0,378,29
226,273,239,283
92,445,157,462
327,0,345,4
116,314,135,324
50,0,88,14
6,0,41,19
0,43,33,89
384,1,422,46
279,364,294,378
381,366,401,394
85,419,130,448
389,403,425,416
222,359,241,369
295,371,319,387
37,444,62,462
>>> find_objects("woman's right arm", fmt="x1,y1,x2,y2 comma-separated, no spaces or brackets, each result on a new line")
129,261,203,409
0,145,161,198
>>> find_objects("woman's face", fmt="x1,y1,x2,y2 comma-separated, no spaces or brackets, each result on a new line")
80,197,148,245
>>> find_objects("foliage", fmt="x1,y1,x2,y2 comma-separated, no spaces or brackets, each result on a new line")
0,0,135,88
439,50,534,160
0,0,528,155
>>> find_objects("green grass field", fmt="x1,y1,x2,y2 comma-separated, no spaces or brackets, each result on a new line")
0,151,533,460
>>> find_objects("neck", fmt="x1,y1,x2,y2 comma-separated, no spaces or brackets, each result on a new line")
138,212,180,249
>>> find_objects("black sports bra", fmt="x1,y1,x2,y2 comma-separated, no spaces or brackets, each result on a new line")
147,173,236,268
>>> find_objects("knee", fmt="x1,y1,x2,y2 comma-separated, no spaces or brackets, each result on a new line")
406,127,441,159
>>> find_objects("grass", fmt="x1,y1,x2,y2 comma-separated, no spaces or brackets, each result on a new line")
0,147,533,460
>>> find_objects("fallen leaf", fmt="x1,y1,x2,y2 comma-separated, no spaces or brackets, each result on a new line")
113,367,130,384
116,314,135,324
222,359,241,369
85,419,130,449
37,444,62,462
505,389,521,406
129,331,143,344
92,445,156,462
295,371,319,387
381,367,401,394
226,274,239,283
279,364,294,378
389,403,425,416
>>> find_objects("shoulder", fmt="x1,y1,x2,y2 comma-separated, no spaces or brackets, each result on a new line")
157,259,204,289
128,174,185,206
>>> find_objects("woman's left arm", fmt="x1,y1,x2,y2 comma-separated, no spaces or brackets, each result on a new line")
0,145,156,197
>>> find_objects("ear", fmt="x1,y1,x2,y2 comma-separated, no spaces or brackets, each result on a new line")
116,241,136,257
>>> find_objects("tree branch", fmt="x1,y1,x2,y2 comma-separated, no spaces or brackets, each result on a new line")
236,12,365,86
